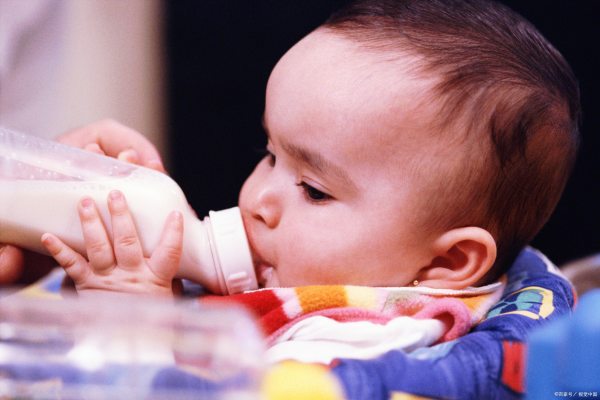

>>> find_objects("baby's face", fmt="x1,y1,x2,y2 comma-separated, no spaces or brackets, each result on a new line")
239,29,442,288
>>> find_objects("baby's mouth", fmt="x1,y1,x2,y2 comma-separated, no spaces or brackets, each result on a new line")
243,221,278,288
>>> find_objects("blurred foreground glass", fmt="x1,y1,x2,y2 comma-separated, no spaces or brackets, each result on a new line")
0,293,265,399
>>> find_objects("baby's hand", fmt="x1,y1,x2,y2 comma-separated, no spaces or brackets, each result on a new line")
41,190,183,297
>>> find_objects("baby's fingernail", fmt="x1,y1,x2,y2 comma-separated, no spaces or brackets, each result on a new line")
171,211,182,223
80,198,94,216
41,233,55,247
41,234,62,256
42,233,56,254
81,197,93,209
109,190,124,206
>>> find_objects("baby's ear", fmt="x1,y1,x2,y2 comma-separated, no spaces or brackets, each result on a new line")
416,227,496,289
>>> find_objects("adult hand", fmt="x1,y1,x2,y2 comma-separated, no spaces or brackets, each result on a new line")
0,120,166,286
57,119,166,172
0,245,55,286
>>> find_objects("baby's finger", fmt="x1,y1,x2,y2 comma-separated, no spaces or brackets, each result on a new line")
149,211,183,281
41,233,89,284
108,190,144,269
79,197,115,273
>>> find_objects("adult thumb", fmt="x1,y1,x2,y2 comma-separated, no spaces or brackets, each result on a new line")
0,244,24,284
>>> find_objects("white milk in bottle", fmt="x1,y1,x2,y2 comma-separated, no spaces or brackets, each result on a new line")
0,127,257,294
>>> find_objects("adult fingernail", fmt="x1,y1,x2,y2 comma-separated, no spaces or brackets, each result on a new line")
118,149,139,163
84,143,104,154
148,158,164,171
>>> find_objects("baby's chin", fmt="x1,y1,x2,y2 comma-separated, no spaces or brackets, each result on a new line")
257,264,280,288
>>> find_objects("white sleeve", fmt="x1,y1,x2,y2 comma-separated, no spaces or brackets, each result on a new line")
266,315,445,364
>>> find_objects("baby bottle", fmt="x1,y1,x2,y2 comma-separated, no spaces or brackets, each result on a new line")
0,127,257,295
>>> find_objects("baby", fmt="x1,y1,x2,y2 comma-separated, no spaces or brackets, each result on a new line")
40,0,580,298
3,1,578,397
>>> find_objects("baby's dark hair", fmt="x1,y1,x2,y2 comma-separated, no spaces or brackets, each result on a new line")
323,0,581,282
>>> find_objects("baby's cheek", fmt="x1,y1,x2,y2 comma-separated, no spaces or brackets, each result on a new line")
284,257,338,286
276,253,317,287
277,223,346,285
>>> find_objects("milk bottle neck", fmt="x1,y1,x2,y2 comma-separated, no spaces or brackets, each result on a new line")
201,207,257,295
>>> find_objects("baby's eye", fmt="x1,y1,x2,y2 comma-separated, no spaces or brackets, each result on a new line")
297,182,332,203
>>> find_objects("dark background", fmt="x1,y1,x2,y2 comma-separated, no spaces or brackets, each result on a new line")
165,1,599,267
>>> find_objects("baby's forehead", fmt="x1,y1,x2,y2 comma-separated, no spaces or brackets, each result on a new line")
279,30,429,87
271,31,441,129
265,29,469,181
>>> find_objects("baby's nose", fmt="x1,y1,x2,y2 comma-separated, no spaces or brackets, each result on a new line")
240,174,282,230
250,186,281,229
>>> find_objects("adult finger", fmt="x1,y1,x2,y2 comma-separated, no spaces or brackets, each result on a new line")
78,197,115,273
0,244,24,284
107,190,144,270
41,233,89,284
117,149,140,165
83,143,105,155
57,119,165,172
149,211,183,281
